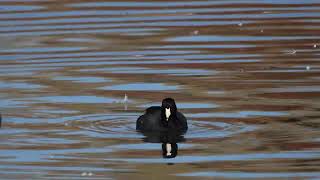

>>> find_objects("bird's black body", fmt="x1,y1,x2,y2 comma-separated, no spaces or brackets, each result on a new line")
136,98,188,132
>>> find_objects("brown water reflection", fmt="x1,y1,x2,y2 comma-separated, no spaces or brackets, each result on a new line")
1,0,320,179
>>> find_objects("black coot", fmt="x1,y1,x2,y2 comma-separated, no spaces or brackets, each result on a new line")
136,98,188,132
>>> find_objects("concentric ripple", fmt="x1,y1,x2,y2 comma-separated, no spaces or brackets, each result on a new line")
186,120,257,139
67,113,256,139
67,113,142,138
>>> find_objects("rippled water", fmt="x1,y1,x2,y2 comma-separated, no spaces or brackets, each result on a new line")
1,0,320,179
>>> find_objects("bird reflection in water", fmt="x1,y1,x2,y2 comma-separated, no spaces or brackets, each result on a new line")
140,131,186,158
162,143,178,158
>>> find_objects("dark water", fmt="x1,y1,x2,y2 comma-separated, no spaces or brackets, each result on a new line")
1,0,320,179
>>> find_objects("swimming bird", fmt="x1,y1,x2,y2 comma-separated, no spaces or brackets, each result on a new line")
136,98,188,132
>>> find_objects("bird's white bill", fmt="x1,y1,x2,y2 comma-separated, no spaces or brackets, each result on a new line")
166,143,172,156
165,108,171,121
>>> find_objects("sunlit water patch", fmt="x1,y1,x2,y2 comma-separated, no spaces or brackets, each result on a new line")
52,76,111,83
1,116,42,125
0,98,37,109
262,86,320,93
79,66,214,76
0,46,87,53
31,96,120,104
105,150,320,164
0,4,43,12
178,171,320,179
167,35,319,42
147,44,256,49
0,67,61,76
0,81,45,90
100,83,181,91
34,109,79,115
188,111,288,118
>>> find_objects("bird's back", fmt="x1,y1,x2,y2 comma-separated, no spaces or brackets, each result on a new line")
176,111,188,131
136,106,188,131
136,106,163,131
145,106,161,114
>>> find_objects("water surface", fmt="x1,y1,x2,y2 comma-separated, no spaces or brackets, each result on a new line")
1,0,320,179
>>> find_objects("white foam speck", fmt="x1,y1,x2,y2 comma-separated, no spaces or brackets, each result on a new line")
306,66,310,70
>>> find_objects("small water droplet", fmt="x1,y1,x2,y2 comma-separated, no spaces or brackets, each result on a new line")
286,50,296,54
193,30,199,35
306,66,310,70
123,93,128,103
